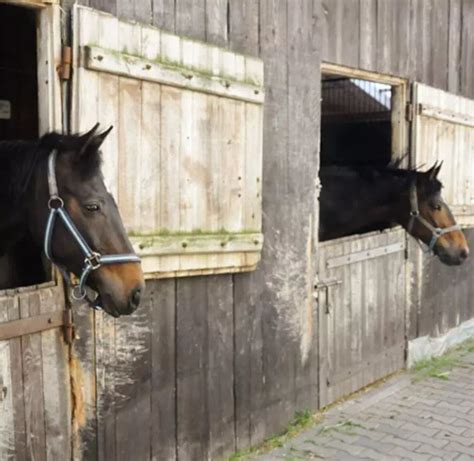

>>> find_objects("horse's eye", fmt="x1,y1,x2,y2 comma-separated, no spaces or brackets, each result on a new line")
84,203,100,212
433,204,442,211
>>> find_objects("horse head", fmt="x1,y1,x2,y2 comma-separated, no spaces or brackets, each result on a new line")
404,162,469,266
29,124,145,317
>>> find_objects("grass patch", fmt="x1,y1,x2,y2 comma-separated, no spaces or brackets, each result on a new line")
317,419,363,436
228,410,322,460
412,337,474,382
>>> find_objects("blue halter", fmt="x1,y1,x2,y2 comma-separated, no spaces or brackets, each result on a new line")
44,150,141,309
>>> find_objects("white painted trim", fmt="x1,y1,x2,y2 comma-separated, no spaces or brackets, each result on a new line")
407,318,474,368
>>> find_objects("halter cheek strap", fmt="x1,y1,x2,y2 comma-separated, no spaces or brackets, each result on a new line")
407,178,461,253
44,150,141,310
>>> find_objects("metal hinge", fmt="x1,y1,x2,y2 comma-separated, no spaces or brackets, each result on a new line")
63,309,74,345
405,103,414,122
405,102,422,122
58,46,72,81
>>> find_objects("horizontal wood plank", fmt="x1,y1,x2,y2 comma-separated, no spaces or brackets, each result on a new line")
83,45,264,104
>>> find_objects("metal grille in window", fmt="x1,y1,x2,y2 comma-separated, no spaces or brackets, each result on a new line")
322,78,392,122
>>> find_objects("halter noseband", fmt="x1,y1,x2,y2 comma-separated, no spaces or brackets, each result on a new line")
407,178,460,253
44,150,141,310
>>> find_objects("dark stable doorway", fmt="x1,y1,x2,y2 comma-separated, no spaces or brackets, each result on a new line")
319,74,394,239
0,5,49,289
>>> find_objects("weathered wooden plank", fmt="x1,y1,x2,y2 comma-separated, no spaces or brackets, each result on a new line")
258,0,295,438
95,310,116,461
84,45,264,104
88,0,116,15
431,0,449,90
447,0,462,94
176,277,209,460
228,0,259,55
96,12,120,199
206,276,235,459
0,298,15,460
460,0,474,98
149,279,176,461
288,0,321,413
71,9,101,460
114,307,152,461
359,0,377,71
206,0,228,46
20,292,47,461
175,0,205,40
39,287,71,461
6,296,27,460
227,0,264,449
151,0,175,31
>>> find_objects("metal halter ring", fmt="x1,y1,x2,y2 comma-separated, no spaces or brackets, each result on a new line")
48,196,64,210
410,210,419,217
72,285,87,301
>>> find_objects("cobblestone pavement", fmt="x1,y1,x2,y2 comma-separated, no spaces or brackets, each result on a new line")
255,347,474,461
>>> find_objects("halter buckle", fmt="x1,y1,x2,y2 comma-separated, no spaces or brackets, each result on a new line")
410,210,419,217
85,252,101,270
48,196,64,210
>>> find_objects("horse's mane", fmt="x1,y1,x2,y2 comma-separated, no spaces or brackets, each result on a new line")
0,132,102,204
0,140,45,204
321,163,442,197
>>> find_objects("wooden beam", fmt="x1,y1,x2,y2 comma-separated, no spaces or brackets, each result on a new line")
0,311,68,341
82,45,265,104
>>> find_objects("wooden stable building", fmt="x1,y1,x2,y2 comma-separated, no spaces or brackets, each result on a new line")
0,1,473,460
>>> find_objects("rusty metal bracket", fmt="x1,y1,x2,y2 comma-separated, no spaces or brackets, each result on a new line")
58,46,72,80
0,311,70,341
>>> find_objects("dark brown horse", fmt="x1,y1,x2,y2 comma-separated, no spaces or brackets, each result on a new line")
319,163,469,266
0,125,145,317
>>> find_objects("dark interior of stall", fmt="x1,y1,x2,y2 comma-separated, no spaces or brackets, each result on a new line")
0,5,50,289
319,74,394,240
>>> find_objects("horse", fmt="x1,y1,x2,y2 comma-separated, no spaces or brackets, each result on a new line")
319,162,469,266
0,124,145,317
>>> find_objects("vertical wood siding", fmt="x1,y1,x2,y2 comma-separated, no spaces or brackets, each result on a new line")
317,229,406,407
65,0,473,459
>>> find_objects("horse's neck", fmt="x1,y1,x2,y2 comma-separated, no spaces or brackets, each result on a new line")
0,141,39,252
320,169,407,239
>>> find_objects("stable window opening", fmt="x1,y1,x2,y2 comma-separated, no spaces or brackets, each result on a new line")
0,4,52,290
319,66,407,242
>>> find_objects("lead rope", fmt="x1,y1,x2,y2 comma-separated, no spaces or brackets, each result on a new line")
44,150,141,310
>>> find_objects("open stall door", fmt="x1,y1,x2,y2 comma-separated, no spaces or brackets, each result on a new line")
408,84,474,344
71,5,264,280
411,83,474,227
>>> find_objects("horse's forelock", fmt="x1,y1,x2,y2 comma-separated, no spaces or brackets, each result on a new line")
40,132,103,180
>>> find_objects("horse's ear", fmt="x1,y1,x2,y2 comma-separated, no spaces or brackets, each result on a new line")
93,125,113,150
78,124,113,158
78,123,101,157
428,161,443,181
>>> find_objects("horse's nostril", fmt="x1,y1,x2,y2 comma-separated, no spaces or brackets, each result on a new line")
460,249,469,260
130,287,142,308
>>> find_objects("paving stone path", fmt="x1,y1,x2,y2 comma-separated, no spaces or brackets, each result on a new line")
255,346,474,461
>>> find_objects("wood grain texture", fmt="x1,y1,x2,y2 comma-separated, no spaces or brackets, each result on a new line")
20,292,47,461
318,230,406,406
0,298,15,460
73,5,264,277
149,279,176,461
